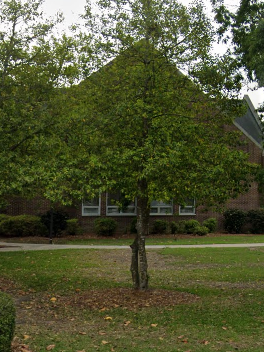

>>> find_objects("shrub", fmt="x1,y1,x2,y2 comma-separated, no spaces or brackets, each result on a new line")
184,220,200,234
94,217,117,236
170,221,178,234
40,209,69,237
223,209,247,234
0,215,48,237
203,218,217,233
0,292,15,352
130,218,137,234
0,214,10,223
64,219,82,236
247,209,264,234
177,220,187,234
151,220,168,234
195,225,209,236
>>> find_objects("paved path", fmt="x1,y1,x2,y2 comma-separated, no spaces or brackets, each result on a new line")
1,241,264,252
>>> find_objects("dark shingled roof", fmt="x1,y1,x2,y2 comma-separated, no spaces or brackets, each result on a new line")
234,95,263,148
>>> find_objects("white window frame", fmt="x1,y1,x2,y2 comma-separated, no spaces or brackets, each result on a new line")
82,196,101,216
106,192,137,216
150,200,173,216
179,199,196,215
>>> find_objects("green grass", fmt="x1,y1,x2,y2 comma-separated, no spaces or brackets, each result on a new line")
3,233,264,246
58,234,264,245
2,247,264,351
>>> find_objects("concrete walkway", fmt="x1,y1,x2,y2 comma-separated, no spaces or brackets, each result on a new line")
1,241,264,252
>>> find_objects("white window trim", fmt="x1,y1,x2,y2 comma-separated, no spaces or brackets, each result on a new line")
106,193,137,216
179,199,196,215
82,196,101,216
150,200,173,216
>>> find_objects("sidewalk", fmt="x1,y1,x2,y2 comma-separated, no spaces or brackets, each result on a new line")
1,241,264,252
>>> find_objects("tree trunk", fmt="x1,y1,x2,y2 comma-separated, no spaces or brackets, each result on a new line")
130,180,149,290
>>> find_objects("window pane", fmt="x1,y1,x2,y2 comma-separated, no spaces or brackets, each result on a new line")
83,207,99,214
151,200,172,206
160,207,172,214
83,198,99,206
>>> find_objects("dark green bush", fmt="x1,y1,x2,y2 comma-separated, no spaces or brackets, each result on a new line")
247,209,264,234
195,225,209,236
94,217,117,236
151,220,168,234
0,292,15,352
177,220,187,234
130,218,137,234
0,215,48,237
170,221,178,234
184,220,200,234
223,209,247,234
40,209,69,237
203,218,217,233
0,214,10,223
64,219,82,236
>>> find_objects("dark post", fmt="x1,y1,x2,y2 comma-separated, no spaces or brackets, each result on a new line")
49,208,54,244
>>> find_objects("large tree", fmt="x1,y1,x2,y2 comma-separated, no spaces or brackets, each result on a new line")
211,0,264,89
70,0,257,290
0,0,80,205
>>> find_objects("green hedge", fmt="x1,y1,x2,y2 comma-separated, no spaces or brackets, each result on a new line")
94,218,117,236
247,209,264,234
151,220,168,234
223,209,247,234
64,219,82,236
0,292,15,352
0,215,48,237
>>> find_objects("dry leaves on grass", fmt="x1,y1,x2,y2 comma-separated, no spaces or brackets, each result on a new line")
63,287,199,311
12,340,33,352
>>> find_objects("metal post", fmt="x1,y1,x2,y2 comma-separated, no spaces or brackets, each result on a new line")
49,208,54,244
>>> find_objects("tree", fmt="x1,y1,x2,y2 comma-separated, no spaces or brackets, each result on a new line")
211,0,264,88
0,0,80,206
71,0,257,290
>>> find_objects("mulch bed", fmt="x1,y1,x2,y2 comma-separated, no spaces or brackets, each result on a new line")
63,287,200,311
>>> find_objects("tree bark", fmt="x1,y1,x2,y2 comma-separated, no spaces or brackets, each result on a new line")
130,180,149,290
130,238,140,289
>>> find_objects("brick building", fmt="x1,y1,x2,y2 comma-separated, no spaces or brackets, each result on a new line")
4,95,263,234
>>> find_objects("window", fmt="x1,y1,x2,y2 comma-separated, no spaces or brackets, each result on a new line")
150,200,173,215
107,192,136,216
82,197,101,216
179,199,196,215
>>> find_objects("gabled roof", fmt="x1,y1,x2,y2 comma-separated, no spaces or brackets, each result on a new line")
234,95,263,149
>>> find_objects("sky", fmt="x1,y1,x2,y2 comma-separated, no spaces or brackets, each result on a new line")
42,0,263,110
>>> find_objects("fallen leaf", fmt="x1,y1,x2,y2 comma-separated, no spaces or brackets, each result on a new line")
79,332,87,335
201,340,209,345
124,321,131,326
46,345,56,351
23,335,31,340
101,340,109,345
178,335,185,339
222,326,228,330
104,316,113,320
151,323,158,327
50,297,57,302
99,331,106,335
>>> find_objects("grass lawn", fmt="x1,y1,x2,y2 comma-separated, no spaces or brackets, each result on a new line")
1,245,264,351
2,233,264,246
